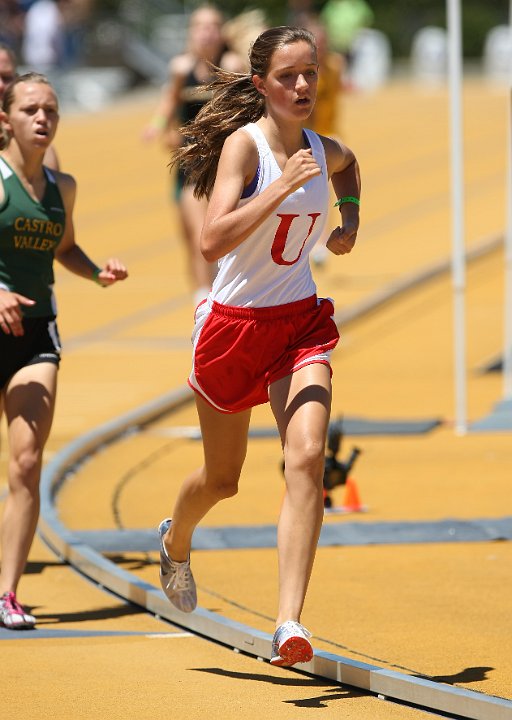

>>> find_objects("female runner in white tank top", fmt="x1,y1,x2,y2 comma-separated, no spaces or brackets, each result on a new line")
157,26,361,667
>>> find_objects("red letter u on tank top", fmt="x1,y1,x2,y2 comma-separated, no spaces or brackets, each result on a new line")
271,213,321,266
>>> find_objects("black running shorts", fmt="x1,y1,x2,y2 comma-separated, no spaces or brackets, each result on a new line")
0,316,61,389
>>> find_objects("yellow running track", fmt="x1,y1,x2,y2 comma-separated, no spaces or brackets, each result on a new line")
1,77,511,720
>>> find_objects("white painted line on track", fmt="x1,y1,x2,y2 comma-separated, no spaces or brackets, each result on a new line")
145,633,194,639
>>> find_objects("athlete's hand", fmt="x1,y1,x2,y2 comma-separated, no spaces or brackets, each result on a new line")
95,259,129,287
141,124,160,143
0,289,35,336
281,148,322,194
326,221,358,256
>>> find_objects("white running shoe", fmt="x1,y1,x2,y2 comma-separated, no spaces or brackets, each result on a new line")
158,519,197,613
270,621,313,667
0,592,36,629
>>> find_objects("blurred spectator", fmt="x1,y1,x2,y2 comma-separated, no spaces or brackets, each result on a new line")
0,2,25,57
59,0,93,67
483,25,512,84
320,0,374,65
410,26,447,84
286,0,313,26
22,0,65,72
349,28,391,90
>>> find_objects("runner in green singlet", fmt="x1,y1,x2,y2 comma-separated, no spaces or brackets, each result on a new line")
0,73,129,629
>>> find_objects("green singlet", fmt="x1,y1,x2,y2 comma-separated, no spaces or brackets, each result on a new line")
0,156,66,318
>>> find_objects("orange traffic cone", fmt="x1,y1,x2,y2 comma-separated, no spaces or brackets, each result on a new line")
341,477,366,512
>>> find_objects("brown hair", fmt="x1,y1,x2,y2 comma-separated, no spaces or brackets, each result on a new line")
1,71,55,114
171,26,316,199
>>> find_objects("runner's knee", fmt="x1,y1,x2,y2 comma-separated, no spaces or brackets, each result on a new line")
284,437,325,477
204,466,242,500
9,446,42,488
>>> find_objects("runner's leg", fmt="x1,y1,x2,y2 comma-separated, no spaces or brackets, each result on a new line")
0,362,57,594
269,362,331,625
163,395,251,561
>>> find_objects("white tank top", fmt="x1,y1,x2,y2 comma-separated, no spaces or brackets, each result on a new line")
210,122,329,307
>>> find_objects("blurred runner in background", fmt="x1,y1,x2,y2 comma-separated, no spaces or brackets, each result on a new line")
142,5,245,306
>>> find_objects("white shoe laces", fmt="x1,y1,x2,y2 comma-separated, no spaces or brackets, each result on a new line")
296,622,312,638
166,561,193,593
281,621,311,637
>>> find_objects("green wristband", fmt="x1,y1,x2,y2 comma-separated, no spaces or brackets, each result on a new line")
334,196,360,207
92,268,104,286
150,114,167,130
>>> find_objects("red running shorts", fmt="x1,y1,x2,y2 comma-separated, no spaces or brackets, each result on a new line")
188,295,339,414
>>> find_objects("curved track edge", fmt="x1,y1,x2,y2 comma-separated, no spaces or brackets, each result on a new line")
38,234,512,720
